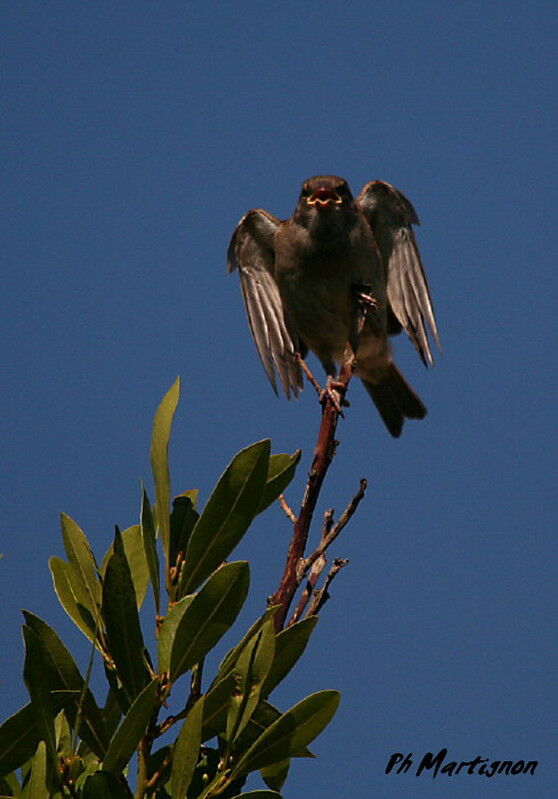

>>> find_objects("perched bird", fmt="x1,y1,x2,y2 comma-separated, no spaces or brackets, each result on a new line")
228,175,440,437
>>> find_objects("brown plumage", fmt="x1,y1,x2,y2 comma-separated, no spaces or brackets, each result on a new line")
228,175,440,437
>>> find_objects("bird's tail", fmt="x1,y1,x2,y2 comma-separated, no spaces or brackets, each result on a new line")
361,363,427,438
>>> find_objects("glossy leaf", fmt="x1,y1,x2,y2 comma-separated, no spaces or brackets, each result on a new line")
170,697,204,799
100,525,149,610
60,513,100,614
22,611,109,758
201,673,236,741
157,594,194,675
234,700,313,757
217,606,279,683
81,770,129,798
21,741,47,799
0,704,39,778
170,562,249,682
178,441,269,596
257,451,301,514
151,377,180,562
103,679,158,775
49,557,99,646
232,691,340,777
102,530,148,703
140,487,160,614
260,759,290,792
0,772,22,796
169,493,199,570
22,626,59,770
226,619,275,744
262,616,318,697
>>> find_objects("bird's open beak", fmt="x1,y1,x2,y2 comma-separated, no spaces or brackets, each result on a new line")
306,187,342,208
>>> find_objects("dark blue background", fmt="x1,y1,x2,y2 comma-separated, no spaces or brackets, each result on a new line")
2,2,556,796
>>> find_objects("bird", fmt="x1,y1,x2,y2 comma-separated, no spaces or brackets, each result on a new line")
228,175,440,437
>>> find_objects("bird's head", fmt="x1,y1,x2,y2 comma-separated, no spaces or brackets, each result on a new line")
294,175,356,236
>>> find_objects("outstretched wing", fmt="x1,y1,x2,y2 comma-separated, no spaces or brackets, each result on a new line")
357,180,440,365
227,209,303,398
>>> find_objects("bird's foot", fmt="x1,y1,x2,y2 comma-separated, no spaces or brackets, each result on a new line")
319,376,349,414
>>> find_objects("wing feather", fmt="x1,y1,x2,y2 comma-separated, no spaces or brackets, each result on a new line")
228,209,303,398
357,181,440,365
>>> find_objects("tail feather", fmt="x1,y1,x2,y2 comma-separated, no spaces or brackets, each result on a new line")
362,364,427,437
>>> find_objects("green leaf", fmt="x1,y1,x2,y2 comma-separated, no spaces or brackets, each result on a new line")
262,616,318,697
23,610,108,758
102,529,148,703
178,441,270,596
260,759,289,792
100,525,149,610
170,562,249,683
151,377,180,563
140,487,160,614
157,595,195,676
81,770,129,798
169,493,199,570
217,606,279,683
49,557,99,646
201,673,236,741
22,611,109,758
54,711,71,760
170,697,204,799
258,451,301,513
228,792,282,799
103,679,158,775
22,626,59,771
232,691,340,777
234,700,314,757
0,704,38,778
21,741,47,799
226,619,275,744
0,772,22,797
60,513,101,614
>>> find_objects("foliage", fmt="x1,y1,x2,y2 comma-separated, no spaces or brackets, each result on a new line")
0,379,339,797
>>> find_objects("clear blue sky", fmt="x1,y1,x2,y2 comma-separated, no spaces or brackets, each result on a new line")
2,2,556,796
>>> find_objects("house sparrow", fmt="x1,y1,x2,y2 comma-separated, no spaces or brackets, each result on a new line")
228,175,440,437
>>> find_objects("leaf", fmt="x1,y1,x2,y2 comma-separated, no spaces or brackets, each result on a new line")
228,793,283,799
102,529,148,703
178,441,270,596
22,611,109,758
151,377,180,563
217,606,279,683
201,673,236,741
260,759,290,792
225,619,275,744
232,691,340,777
157,595,195,676
100,525,149,610
170,697,204,799
0,772,22,796
81,770,129,798
103,680,158,775
140,487,160,614
257,451,301,514
169,493,199,569
21,741,47,799
54,711,71,760
235,700,313,756
170,562,249,683
262,616,318,697
22,626,59,770
49,557,99,646
60,513,101,615
0,704,38,777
